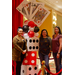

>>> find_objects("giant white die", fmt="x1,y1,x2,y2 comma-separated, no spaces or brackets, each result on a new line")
21,65,38,75
27,37,39,51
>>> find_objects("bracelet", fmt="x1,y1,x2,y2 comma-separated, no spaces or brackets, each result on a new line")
58,53,60,54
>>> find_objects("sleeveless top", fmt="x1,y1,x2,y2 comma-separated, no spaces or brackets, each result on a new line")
52,34,62,53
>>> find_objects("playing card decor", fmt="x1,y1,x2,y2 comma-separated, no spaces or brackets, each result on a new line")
16,0,50,27
16,0,50,75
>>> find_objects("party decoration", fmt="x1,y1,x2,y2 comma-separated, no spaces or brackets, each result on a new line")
16,0,50,27
23,25,29,33
24,20,28,23
29,27,34,31
21,65,38,75
24,33,29,39
24,20,29,25
34,33,39,37
34,26,39,33
28,21,35,27
28,31,34,37
34,23,37,27
22,51,36,65
16,0,50,75
27,37,39,51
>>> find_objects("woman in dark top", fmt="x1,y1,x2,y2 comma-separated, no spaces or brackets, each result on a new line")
39,29,52,75
52,26,62,75
12,27,27,75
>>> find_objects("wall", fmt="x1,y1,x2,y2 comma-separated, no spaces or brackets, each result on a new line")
57,15,62,32
38,10,53,38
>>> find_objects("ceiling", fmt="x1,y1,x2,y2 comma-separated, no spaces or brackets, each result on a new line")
37,0,62,13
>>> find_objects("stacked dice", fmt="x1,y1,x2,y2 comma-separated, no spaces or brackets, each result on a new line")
16,0,50,74
21,20,40,75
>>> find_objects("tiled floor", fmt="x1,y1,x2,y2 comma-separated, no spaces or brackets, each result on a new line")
37,53,56,75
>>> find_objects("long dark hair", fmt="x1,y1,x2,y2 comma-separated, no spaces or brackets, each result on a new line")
55,26,62,34
40,29,49,39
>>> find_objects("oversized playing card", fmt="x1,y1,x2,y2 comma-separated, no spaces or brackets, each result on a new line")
23,0,36,18
30,2,44,16
30,5,50,27
25,1,32,18
22,51,37,65
16,0,28,19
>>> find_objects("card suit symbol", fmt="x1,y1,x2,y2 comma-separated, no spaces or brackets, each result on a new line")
31,60,35,63
24,60,28,63
31,53,35,57
37,20,40,23
26,4,28,7
39,8,43,11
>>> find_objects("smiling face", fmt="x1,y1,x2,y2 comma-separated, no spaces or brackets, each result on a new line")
42,30,47,37
54,27,59,34
18,29,23,36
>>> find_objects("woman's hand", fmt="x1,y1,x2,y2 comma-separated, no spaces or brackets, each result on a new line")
48,53,51,57
57,53,60,58
22,50,26,54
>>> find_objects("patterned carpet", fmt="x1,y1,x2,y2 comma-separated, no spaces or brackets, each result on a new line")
37,52,62,75
49,61,56,73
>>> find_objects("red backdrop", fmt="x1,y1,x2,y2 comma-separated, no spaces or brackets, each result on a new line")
12,0,23,38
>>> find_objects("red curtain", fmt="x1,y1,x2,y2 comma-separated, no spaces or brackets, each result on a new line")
12,0,23,38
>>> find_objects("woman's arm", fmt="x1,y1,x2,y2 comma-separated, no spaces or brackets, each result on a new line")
13,37,23,53
57,38,62,58
48,37,52,57
58,38,62,53
48,37,52,52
